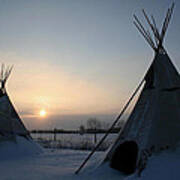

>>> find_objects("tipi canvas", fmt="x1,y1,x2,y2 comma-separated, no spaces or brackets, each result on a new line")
75,3,180,175
0,64,42,157
105,3,180,175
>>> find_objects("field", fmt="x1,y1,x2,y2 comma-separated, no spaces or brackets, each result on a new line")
31,133,118,151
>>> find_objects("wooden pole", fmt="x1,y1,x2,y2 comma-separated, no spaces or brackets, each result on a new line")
151,15,159,46
75,78,145,174
133,15,155,50
161,3,174,44
133,21,155,50
54,128,57,141
142,9,158,39
94,129,97,144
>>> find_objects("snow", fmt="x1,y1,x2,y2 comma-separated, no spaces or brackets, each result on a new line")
127,148,180,180
0,148,103,180
0,136,43,161
1,137,180,179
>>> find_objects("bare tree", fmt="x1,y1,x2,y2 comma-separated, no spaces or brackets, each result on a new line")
79,125,85,135
87,118,101,144
87,118,101,130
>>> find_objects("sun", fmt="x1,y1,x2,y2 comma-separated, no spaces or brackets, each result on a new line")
39,109,46,117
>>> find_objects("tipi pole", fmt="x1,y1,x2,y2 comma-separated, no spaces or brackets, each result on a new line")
75,78,145,174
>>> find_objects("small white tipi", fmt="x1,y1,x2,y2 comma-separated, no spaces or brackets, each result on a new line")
0,65,30,139
0,64,42,156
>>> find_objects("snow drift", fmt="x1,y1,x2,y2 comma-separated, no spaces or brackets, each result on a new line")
0,135,43,161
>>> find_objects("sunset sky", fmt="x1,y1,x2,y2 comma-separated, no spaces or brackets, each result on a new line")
1,0,180,129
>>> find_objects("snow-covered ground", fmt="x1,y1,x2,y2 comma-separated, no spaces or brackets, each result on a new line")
1,137,180,180
0,136,42,161
0,147,122,180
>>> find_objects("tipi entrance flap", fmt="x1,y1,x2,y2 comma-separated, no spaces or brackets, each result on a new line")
110,141,138,174
106,86,156,160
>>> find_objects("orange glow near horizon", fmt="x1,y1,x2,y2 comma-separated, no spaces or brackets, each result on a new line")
5,55,128,126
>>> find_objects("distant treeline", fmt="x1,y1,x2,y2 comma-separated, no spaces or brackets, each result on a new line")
30,128,120,134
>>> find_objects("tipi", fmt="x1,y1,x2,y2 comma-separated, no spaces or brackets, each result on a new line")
104,3,180,175
75,2,180,176
0,64,31,141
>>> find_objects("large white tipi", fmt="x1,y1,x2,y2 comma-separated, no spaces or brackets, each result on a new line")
104,2,180,175
75,3,180,175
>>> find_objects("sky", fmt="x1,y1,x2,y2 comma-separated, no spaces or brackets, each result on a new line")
0,0,180,130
